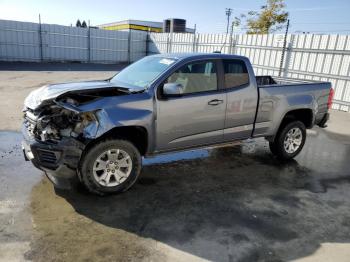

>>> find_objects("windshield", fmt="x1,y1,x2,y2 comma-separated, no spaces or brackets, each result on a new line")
110,56,177,88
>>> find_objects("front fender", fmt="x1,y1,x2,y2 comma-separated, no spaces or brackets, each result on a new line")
73,92,155,150
91,107,154,139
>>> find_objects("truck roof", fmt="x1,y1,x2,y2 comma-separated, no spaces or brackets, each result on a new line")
151,52,248,61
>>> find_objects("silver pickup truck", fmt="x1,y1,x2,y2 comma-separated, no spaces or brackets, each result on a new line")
22,53,333,195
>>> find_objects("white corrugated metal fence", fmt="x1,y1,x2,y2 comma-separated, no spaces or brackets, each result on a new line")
0,19,147,63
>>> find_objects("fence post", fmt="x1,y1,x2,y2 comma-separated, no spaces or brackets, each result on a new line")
166,33,171,53
232,34,239,55
87,26,91,62
278,19,290,76
192,33,196,52
194,34,199,52
38,14,43,61
169,31,173,53
127,30,131,63
192,24,197,53
146,29,150,56
228,24,234,54
166,35,168,53
283,34,294,77
228,35,232,54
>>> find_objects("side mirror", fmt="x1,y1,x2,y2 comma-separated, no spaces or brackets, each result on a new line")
163,83,184,96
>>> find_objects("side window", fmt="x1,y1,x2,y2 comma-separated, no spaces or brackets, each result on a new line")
167,61,218,94
223,60,249,89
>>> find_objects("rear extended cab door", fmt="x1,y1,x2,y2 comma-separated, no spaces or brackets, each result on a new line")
221,58,259,141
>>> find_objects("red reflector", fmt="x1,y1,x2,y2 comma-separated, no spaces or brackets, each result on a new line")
328,88,334,109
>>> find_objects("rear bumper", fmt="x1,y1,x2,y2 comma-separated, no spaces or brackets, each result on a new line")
317,112,330,128
22,123,85,189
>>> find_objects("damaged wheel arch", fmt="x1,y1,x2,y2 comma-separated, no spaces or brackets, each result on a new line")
82,126,149,158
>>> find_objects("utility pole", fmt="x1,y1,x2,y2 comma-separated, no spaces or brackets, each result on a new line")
225,8,232,34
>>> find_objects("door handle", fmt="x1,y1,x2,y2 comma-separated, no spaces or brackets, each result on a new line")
208,99,224,106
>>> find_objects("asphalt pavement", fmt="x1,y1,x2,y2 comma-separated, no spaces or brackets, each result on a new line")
0,124,350,261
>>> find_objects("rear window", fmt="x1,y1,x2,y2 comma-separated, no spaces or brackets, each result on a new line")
223,60,249,89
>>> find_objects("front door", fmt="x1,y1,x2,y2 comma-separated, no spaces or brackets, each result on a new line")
155,60,226,151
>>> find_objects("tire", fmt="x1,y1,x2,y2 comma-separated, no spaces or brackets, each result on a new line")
269,121,306,160
80,139,142,195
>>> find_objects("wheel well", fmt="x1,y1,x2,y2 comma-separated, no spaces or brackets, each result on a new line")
281,109,313,129
85,126,148,156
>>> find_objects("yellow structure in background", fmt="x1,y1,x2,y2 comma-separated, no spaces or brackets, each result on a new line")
99,20,163,32
102,24,162,32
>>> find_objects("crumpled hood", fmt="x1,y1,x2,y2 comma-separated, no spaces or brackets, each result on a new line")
24,80,139,110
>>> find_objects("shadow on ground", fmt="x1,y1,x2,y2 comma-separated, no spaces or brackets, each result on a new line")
28,128,350,262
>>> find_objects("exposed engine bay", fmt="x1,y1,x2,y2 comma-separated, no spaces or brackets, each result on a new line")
23,84,130,143
24,104,96,142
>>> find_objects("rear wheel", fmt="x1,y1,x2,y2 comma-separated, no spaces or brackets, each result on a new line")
269,121,306,160
80,139,141,195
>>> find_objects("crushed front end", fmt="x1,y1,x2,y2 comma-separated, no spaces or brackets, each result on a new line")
22,81,131,189
22,106,91,189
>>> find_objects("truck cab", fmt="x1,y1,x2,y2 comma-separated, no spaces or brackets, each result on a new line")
154,54,258,151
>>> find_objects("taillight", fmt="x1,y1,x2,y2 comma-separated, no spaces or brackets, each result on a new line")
328,87,334,109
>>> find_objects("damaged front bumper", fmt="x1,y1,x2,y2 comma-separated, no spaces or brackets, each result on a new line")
22,123,85,189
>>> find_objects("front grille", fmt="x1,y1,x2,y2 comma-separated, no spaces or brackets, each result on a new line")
37,149,58,164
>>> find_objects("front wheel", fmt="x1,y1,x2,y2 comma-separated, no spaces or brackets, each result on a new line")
80,139,142,195
269,121,306,160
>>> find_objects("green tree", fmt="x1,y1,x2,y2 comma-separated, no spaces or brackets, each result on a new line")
81,21,87,28
233,0,288,34
76,19,82,27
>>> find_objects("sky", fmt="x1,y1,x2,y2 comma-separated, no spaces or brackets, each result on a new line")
1,0,350,34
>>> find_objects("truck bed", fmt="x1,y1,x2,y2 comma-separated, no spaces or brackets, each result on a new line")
253,75,332,138
256,75,327,87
